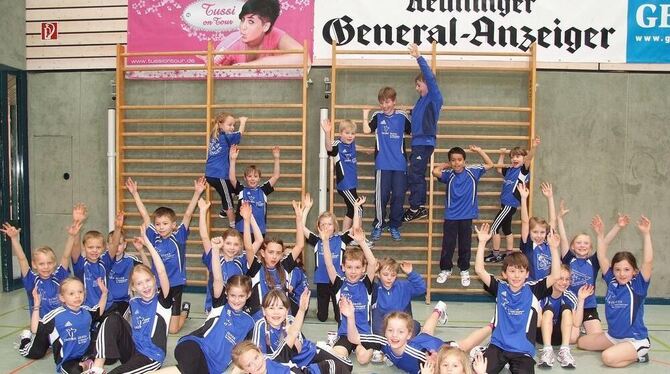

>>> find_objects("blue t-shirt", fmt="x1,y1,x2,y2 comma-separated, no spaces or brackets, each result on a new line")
539,290,577,325
108,254,141,303
178,303,254,374
603,268,649,340
129,292,173,362
438,165,487,220
39,306,94,373
288,266,308,307
204,131,241,179
201,251,247,313
328,139,358,190
23,265,70,318
246,255,297,320
252,315,317,367
369,110,411,171
307,231,351,284
562,252,600,309
72,253,114,310
485,277,551,356
333,276,374,336
372,271,426,323
410,56,443,147
234,180,274,234
145,223,188,287
500,165,529,207
521,235,552,281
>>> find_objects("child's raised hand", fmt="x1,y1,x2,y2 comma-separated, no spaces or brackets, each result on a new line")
419,361,434,374
517,183,530,198
229,144,239,160
302,193,313,210
198,198,211,211
540,182,553,198
558,199,570,219
72,203,88,223
132,236,145,251
272,146,281,159
408,43,420,58
125,177,138,194
97,278,108,294
353,196,366,207
590,215,604,236
499,147,508,154
211,236,224,250
239,201,252,220
114,211,125,229
400,261,413,274
317,225,332,241
532,137,541,148
547,229,560,248
0,222,20,238
67,220,83,236
578,284,594,301
350,227,366,244
472,351,488,374
298,289,311,312
291,200,303,218
238,116,248,125
320,119,332,133
338,297,354,318
468,144,482,153
475,223,492,243
617,213,631,228
637,215,651,234
194,176,207,194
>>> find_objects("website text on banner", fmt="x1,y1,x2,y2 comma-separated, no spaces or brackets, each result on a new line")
126,0,314,79
313,0,626,64
627,0,670,63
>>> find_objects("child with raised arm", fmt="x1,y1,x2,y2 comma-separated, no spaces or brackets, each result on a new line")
557,204,628,337
577,215,653,368
474,221,560,374
242,199,304,320
302,193,361,323
322,225,377,364
433,145,494,287
19,276,108,373
205,112,248,227
229,144,280,236
486,138,540,263
518,182,556,282
125,176,207,333
403,43,444,223
198,198,247,314
363,87,411,241
88,226,173,374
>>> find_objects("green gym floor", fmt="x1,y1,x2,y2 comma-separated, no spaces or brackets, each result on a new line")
1,290,669,373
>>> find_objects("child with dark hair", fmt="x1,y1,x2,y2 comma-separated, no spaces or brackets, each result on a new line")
212,0,302,66
433,145,493,287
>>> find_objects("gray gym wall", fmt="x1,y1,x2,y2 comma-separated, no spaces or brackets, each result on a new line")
0,0,25,70
25,68,670,298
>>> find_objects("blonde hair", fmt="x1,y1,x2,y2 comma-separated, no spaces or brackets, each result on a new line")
82,230,104,245
59,277,84,295
32,246,57,263
377,257,400,274
343,247,367,266
436,346,472,374
131,264,155,285
210,112,235,140
529,217,549,231
231,340,261,369
383,311,414,336
316,211,340,233
338,119,356,133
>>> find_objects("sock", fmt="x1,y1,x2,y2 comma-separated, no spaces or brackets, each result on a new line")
543,345,552,350
560,345,569,351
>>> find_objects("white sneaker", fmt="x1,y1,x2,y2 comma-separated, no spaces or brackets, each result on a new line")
460,270,471,287
469,345,487,362
326,331,338,347
436,270,451,284
538,347,554,367
434,301,449,325
14,329,32,350
371,350,384,363
557,347,575,368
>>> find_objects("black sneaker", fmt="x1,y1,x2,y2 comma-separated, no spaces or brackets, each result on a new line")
182,301,191,318
218,209,227,219
484,252,500,262
638,353,650,363
403,207,428,222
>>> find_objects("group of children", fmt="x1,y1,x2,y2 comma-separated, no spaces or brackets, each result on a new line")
2,42,657,374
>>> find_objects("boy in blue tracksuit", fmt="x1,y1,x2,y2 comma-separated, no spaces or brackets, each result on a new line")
403,43,444,223
364,87,411,241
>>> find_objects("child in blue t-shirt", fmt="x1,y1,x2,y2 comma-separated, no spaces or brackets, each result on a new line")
19,277,108,373
519,182,557,282
205,112,247,227
126,176,206,334
106,226,148,316
474,222,561,374
364,87,411,241
486,138,539,263
404,43,444,224
88,226,173,374
433,145,493,287
232,340,303,374
577,215,653,368
229,144,280,236
197,198,247,314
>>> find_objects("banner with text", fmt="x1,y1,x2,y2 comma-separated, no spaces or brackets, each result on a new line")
627,0,670,63
314,0,629,63
127,0,314,79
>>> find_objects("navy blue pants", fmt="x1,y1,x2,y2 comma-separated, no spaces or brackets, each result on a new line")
440,219,473,271
407,145,434,209
373,170,407,229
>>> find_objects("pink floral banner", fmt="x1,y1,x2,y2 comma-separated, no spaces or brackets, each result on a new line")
127,0,314,79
